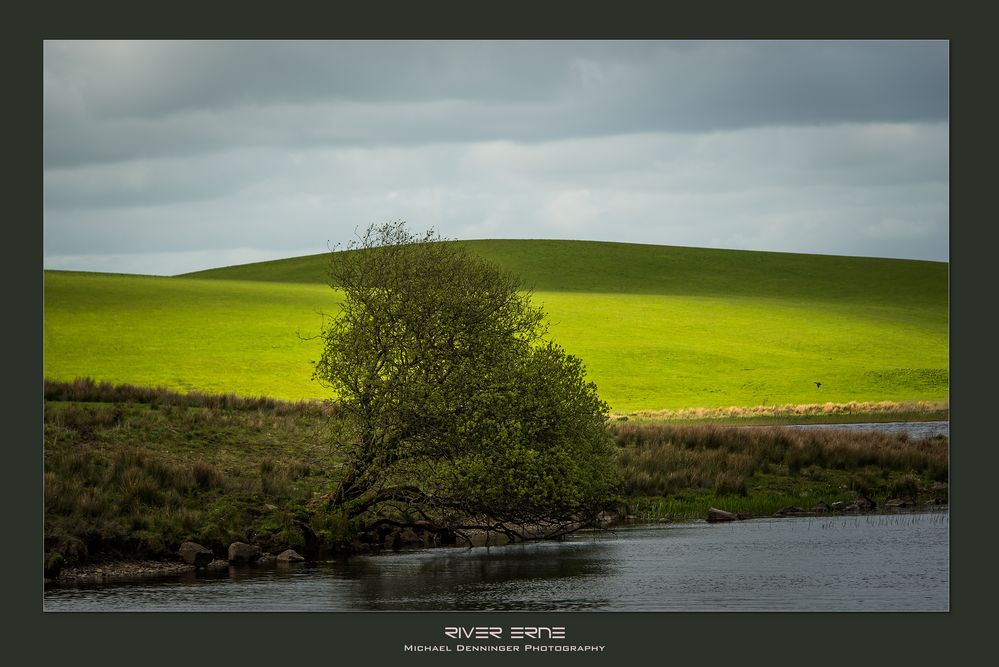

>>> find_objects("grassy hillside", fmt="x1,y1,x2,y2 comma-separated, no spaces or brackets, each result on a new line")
44,271,336,400
45,240,948,412
183,239,946,307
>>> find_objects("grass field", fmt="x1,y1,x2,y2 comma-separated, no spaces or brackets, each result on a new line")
44,240,948,412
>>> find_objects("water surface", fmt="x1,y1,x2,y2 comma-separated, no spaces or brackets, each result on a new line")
782,420,948,439
45,511,948,612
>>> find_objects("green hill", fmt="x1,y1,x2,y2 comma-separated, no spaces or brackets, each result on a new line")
183,239,946,307
45,240,948,412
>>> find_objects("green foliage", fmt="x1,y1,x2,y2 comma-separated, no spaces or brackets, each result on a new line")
431,342,621,524
313,223,620,531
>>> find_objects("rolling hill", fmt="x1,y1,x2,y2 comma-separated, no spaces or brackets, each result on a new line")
44,240,948,412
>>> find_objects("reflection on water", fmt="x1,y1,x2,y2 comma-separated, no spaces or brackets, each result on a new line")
340,540,614,611
45,511,948,612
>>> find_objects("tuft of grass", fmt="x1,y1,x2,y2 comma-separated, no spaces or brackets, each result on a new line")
192,459,224,490
887,472,923,498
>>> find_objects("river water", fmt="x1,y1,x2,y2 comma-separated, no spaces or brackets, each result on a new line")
45,511,948,612
781,420,949,439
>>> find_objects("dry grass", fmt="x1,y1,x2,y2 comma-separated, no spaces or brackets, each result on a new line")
45,377,339,417
614,400,949,422
611,422,948,498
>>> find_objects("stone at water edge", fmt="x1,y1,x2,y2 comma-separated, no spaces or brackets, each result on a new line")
276,549,306,562
854,497,877,511
398,528,423,546
178,542,214,567
706,507,737,522
596,510,621,526
228,542,262,564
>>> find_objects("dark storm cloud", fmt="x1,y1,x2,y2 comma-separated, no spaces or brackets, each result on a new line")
44,41,947,167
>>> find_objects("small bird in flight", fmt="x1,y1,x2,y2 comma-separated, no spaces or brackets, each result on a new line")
814,382,822,388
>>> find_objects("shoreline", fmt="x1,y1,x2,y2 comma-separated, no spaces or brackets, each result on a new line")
45,505,948,586
610,408,949,426
49,559,200,585
44,388,949,586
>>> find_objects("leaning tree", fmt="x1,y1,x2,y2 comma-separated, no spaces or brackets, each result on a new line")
313,222,619,542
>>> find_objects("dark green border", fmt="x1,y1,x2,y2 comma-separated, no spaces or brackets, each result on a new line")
14,1,992,663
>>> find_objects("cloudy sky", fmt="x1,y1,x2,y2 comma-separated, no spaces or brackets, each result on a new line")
43,40,949,275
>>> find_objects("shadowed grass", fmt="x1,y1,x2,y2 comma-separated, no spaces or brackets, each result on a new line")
182,239,947,308
43,385,349,565
45,377,337,416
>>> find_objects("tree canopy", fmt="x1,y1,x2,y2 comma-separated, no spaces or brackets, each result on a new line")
313,222,619,542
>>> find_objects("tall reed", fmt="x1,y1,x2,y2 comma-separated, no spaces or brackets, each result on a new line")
610,422,948,497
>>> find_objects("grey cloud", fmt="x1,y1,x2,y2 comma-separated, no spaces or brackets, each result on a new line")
43,41,949,271
46,122,946,219
460,122,948,193
44,41,948,168
43,247,324,277
44,41,568,117
44,123,948,265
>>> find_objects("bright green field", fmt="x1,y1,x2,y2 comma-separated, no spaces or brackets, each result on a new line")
44,240,948,412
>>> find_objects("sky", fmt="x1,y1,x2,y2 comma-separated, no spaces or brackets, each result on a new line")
43,40,949,275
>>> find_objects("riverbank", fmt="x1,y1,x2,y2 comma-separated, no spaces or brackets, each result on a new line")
46,505,949,589
52,559,202,583
611,419,948,521
44,510,950,612
44,380,949,575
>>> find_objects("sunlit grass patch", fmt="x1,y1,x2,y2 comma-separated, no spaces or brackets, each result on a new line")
45,240,946,412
